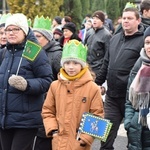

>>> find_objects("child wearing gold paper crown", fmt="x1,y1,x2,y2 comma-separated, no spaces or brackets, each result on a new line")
42,40,104,150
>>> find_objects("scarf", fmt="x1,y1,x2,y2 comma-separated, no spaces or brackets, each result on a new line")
129,48,150,126
63,37,70,46
60,66,88,81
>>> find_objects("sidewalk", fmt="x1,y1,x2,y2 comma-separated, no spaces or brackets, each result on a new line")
91,123,127,150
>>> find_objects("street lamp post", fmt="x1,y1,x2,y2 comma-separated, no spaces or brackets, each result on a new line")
2,0,6,14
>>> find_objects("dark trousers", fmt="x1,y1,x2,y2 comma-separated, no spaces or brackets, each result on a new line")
33,136,52,150
0,128,38,150
0,141,2,150
100,95,126,150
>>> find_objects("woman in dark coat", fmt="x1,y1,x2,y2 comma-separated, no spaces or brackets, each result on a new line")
33,27,62,150
0,13,53,150
58,22,81,47
125,27,150,150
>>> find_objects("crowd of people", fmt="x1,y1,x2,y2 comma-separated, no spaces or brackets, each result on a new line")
0,0,150,150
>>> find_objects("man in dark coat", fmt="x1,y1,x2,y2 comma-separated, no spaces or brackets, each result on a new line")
114,0,150,35
95,7,145,150
84,10,112,76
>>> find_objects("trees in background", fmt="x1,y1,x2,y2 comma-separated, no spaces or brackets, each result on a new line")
61,0,82,28
0,3,2,13
6,0,137,29
6,0,63,22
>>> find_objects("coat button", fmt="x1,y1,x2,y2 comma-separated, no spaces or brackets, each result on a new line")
82,97,86,103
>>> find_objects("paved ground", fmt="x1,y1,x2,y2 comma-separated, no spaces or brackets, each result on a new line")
91,123,127,150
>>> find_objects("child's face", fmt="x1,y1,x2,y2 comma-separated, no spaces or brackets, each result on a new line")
144,36,150,58
64,61,82,76
54,33,61,40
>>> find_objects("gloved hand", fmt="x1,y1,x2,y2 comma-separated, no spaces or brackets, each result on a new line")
8,75,27,91
147,112,150,130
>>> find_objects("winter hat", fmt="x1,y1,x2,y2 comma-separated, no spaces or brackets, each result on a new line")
54,16,62,25
33,29,53,41
62,22,76,33
61,39,87,68
144,26,150,40
53,28,63,36
92,10,105,23
5,13,29,35
33,16,53,41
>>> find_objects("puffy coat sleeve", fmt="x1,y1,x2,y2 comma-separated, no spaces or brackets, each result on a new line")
42,81,58,137
89,85,104,118
25,49,53,94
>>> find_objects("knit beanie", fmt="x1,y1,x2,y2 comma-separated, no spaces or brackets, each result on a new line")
61,39,87,68
62,22,76,33
53,28,63,36
92,10,105,23
33,29,53,41
144,26,150,40
5,13,29,35
54,16,62,25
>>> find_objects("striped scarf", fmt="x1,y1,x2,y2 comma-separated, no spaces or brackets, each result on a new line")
129,49,150,126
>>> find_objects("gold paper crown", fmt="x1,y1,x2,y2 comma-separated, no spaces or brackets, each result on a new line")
124,2,137,9
32,15,52,30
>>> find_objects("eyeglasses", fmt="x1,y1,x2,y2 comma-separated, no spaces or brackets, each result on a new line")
5,28,21,34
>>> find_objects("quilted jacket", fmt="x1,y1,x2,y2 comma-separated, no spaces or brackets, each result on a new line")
0,28,53,129
42,69,104,150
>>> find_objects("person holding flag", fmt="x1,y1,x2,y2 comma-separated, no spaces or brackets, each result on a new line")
0,13,53,150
